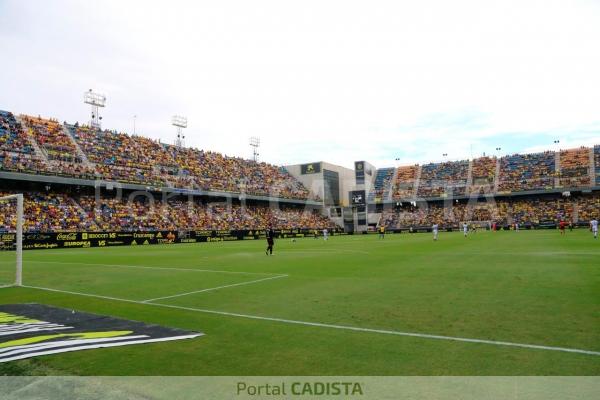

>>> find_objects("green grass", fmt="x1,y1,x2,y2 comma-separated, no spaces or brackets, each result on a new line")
0,229,599,375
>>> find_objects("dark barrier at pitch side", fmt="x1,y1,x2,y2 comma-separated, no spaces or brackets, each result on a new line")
0,229,346,251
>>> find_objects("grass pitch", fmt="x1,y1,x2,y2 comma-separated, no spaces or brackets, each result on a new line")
0,229,598,375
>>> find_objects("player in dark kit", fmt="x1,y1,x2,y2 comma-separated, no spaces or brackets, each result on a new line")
266,227,275,255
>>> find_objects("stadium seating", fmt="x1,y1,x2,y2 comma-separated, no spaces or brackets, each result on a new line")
498,152,555,192
1,109,599,204
417,160,469,198
392,165,418,200
381,193,600,229
595,145,600,185
23,115,80,162
368,168,394,202
0,191,94,232
0,114,316,200
0,152,47,175
471,156,496,185
0,110,33,154
558,147,591,188
0,190,333,232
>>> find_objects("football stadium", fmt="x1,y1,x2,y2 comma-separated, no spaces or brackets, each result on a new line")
1,1,599,399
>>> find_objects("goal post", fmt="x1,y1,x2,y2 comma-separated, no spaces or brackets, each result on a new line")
0,193,23,287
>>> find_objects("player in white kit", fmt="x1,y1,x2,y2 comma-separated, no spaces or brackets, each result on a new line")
322,228,329,241
462,222,468,237
432,223,439,241
591,219,598,239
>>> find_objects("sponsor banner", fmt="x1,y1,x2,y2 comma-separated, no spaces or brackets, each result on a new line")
20,231,178,250
0,233,16,250
300,162,321,175
15,229,345,250
0,304,202,363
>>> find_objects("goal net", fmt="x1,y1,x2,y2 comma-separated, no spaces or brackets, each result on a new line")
0,194,23,288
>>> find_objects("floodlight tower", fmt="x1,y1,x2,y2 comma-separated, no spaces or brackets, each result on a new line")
249,136,260,162
83,89,106,130
172,115,188,148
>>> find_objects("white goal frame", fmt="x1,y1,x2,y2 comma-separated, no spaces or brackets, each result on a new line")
0,194,23,286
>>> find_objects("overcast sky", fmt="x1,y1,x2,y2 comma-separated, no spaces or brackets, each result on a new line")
1,0,599,168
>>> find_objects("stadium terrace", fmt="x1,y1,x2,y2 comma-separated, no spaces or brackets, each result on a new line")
0,109,598,234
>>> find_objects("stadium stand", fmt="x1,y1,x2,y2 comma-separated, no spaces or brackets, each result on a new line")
498,151,555,192
0,190,333,233
0,110,33,154
381,192,600,229
595,145,600,185
2,108,600,239
558,147,591,188
368,168,394,202
470,156,496,189
0,111,314,200
23,115,81,162
392,165,418,200
417,160,469,198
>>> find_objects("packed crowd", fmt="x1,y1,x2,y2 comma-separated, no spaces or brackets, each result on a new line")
417,160,469,198
68,124,313,199
0,111,32,154
381,193,600,228
471,156,496,185
0,191,333,233
558,147,591,188
497,152,555,192
0,191,95,232
0,111,314,200
373,146,598,202
391,165,418,200
3,108,600,202
23,116,80,162
595,145,600,185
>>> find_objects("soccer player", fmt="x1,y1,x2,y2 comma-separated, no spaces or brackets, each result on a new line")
462,222,468,237
265,226,275,255
432,223,439,241
322,228,329,241
378,225,385,239
559,220,566,235
515,222,519,232
591,218,598,239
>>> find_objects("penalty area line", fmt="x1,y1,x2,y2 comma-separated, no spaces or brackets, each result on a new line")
18,284,600,358
141,275,289,303
0,284,15,289
29,261,281,277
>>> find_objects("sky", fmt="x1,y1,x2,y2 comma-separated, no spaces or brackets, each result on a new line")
1,0,599,169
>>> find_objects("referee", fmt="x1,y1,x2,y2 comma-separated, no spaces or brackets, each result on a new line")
265,226,275,255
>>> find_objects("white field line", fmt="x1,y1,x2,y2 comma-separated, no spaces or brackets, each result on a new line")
282,249,371,255
19,284,600,357
141,275,289,303
29,261,280,277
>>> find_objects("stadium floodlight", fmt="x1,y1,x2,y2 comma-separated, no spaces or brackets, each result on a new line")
249,136,260,162
172,115,188,148
84,89,106,130
0,194,23,287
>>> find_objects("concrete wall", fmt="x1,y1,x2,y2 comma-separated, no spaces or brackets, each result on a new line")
285,161,359,207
